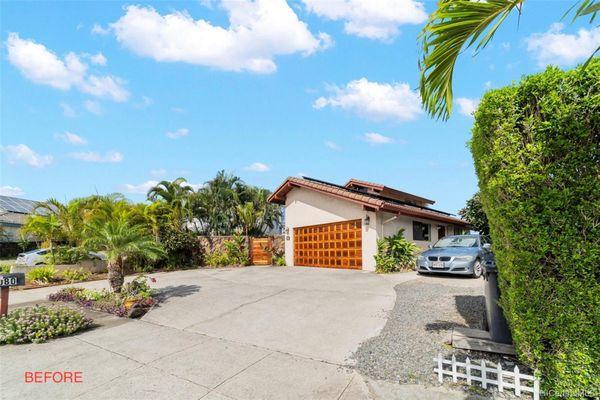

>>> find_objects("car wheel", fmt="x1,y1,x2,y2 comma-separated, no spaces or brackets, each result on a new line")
472,260,482,278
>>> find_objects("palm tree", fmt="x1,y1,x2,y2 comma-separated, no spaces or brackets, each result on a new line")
20,213,63,253
193,171,244,235
242,186,282,235
236,202,263,238
147,178,194,228
419,0,599,120
34,198,86,246
83,213,164,292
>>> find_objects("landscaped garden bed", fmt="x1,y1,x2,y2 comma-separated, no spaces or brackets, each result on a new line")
0,305,93,345
48,275,157,318
15,266,108,290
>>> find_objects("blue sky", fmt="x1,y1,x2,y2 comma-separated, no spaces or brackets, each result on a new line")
1,0,598,214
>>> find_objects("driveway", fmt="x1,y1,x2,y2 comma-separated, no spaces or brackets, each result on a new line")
2,267,483,400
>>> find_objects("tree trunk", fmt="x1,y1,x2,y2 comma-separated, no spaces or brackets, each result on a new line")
107,260,124,293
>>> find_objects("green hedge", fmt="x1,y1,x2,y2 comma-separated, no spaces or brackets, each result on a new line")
470,60,599,397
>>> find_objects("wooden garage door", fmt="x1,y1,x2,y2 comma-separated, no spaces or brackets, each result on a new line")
294,219,362,269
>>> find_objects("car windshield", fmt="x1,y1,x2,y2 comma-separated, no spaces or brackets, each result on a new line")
24,248,47,255
434,236,478,248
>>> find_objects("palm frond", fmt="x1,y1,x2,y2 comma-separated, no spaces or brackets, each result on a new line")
419,0,523,120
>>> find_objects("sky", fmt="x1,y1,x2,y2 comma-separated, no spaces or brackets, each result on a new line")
1,0,598,214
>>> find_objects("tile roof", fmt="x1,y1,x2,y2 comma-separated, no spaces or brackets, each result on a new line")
269,176,468,226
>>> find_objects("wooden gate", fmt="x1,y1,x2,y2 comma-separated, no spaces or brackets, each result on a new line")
250,237,272,265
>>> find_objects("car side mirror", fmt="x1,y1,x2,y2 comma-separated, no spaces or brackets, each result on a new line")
483,243,491,251
427,244,433,249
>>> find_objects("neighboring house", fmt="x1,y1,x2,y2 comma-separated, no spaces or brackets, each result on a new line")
0,195,39,242
268,177,469,271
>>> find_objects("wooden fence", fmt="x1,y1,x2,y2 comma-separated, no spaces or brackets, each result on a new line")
434,353,540,400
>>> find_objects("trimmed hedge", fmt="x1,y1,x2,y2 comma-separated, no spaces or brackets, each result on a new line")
470,60,599,396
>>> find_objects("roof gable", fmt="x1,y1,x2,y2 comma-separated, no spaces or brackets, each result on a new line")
344,178,434,205
268,177,468,226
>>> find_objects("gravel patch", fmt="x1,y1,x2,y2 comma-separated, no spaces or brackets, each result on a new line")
352,279,487,384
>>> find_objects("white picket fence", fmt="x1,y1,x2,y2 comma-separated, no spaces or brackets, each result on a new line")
434,353,540,400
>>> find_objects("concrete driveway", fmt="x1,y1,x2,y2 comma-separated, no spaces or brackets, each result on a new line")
2,267,479,400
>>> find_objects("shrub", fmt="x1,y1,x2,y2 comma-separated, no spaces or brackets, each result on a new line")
223,234,249,266
374,229,419,273
470,60,599,395
263,242,286,266
61,268,91,283
204,249,231,267
122,275,155,300
26,265,57,284
273,254,286,266
205,235,249,267
0,305,92,344
0,265,11,274
158,226,202,270
47,246,90,264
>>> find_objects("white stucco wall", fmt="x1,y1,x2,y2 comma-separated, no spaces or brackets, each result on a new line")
376,211,453,250
284,188,377,271
283,188,461,270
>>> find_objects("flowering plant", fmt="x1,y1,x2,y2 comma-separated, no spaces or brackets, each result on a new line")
0,305,92,344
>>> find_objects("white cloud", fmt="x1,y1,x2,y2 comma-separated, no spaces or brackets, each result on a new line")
526,23,600,67
302,0,427,41
314,78,422,122
84,100,102,115
171,107,185,113
166,128,190,139
188,183,205,191
484,81,492,89
55,131,87,145
91,23,110,35
150,168,167,178
122,179,203,194
501,42,511,51
245,162,270,172
70,151,123,163
135,96,153,108
1,144,53,167
456,97,479,117
110,2,331,74
121,180,159,194
0,186,25,197
60,102,76,117
6,33,129,102
362,132,393,145
80,75,128,101
89,52,107,66
324,140,341,150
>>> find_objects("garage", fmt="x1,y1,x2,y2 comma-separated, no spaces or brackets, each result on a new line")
294,219,362,269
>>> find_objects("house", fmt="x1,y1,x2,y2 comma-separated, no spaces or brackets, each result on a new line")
0,195,40,243
268,177,469,271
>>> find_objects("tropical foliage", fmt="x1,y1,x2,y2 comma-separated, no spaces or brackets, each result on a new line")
26,265,57,284
20,171,282,290
458,192,490,238
470,61,599,395
419,0,599,120
204,234,249,267
374,229,419,273
83,211,165,292
60,268,91,283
